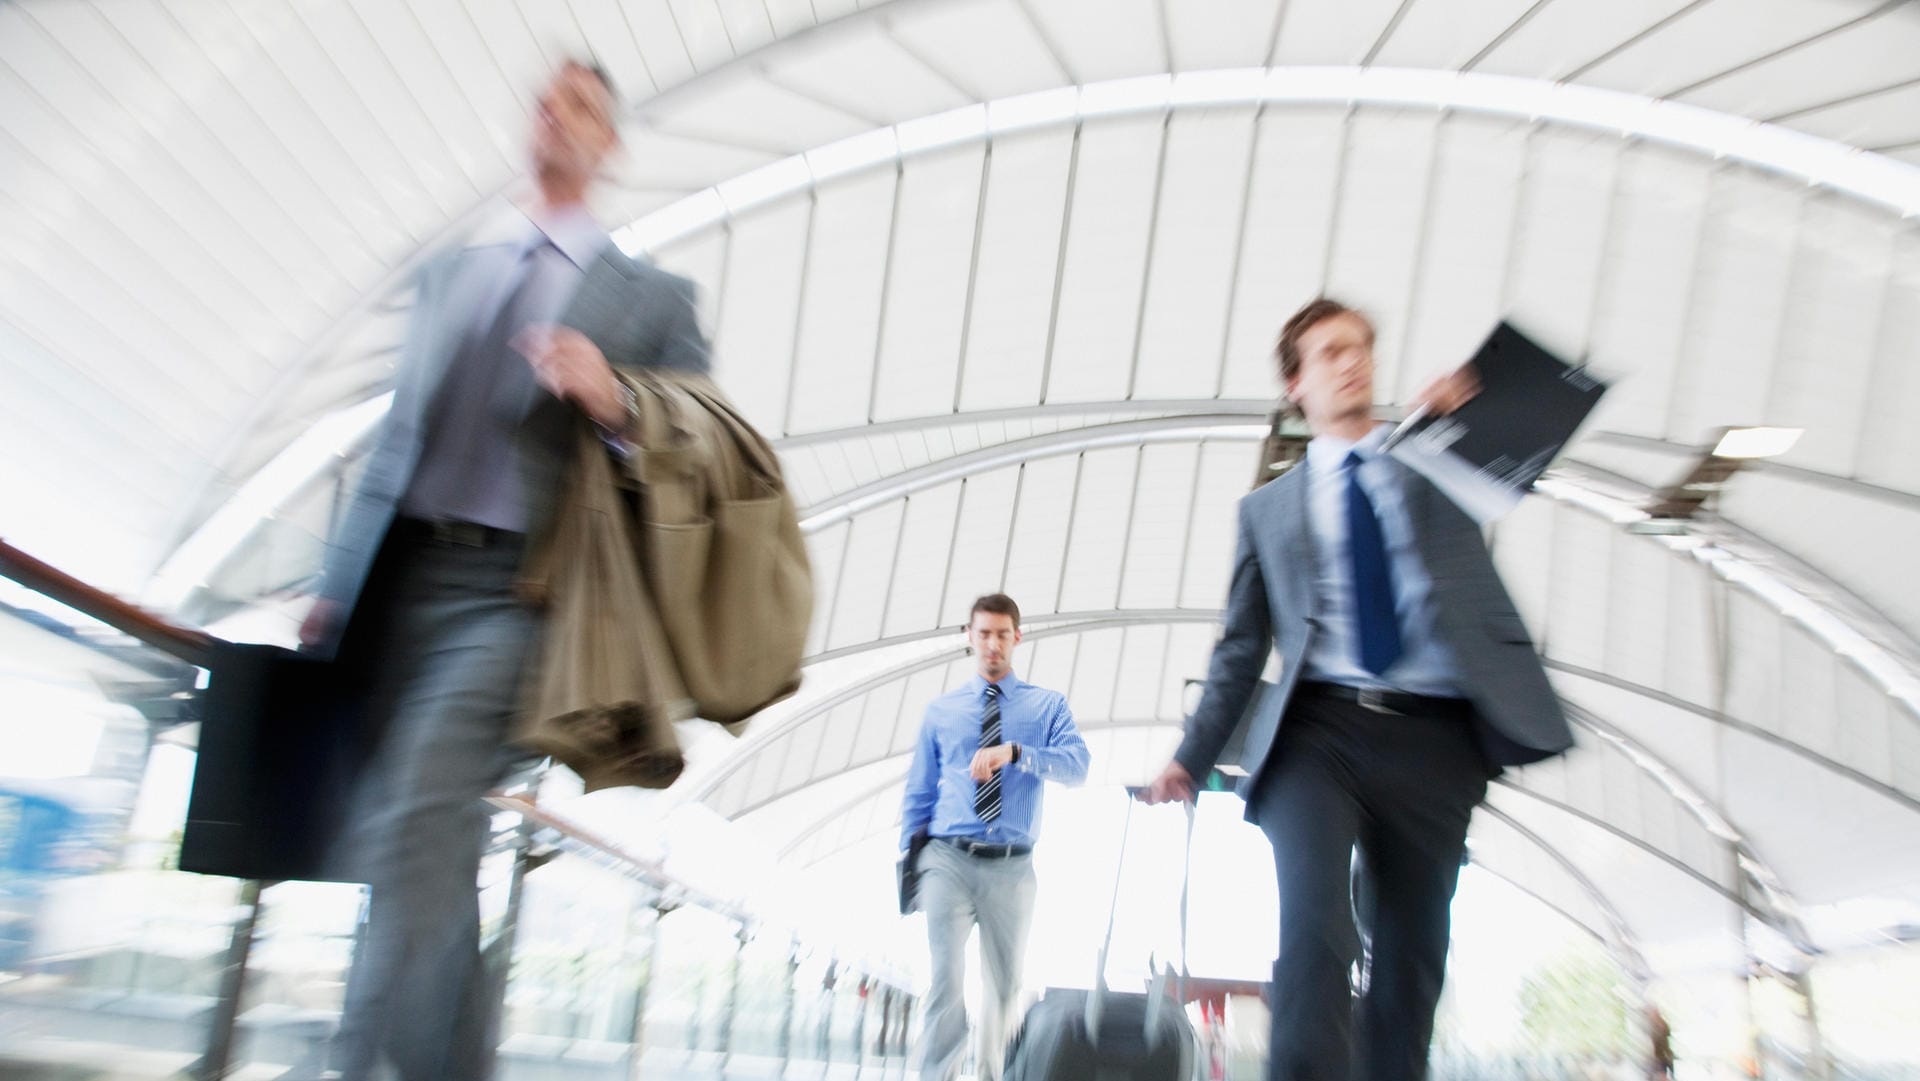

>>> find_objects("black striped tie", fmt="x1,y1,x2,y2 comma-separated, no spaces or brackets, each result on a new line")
974,683,1003,822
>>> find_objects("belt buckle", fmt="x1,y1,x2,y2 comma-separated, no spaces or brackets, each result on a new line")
1356,688,1402,715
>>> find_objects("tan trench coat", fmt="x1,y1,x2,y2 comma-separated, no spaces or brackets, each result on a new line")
513,369,812,791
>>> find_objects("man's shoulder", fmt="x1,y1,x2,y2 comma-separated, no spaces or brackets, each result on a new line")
924,684,975,713
1239,468,1297,518
596,245,697,295
1007,680,1068,710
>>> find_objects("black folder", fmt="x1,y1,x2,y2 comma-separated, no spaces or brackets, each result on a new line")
1386,321,1607,496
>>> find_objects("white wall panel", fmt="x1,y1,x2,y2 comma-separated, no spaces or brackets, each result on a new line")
788,168,897,434
714,198,811,432
1055,447,1142,612
823,501,907,651
1118,443,1202,610
1764,199,1891,474
1392,116,1526,401
1270,0,1404,66
1324,111,1439,403
883,486,966,637
1504,129,1620,366
1666,171,1803,446
870,143,985,421
1001,456,1081,614
1133,109,1257,401
1851,232,1920,489
1026,0,1167,84
1218,109,1347,399
1581,147,1710,442
938,467,1022,624
887,0,1075,100
1044,114,1167,404
958,129,1074,412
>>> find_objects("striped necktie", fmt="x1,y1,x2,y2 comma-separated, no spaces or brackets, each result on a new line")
973,683,1003,822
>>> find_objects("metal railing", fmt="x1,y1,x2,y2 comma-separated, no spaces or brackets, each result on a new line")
0,538,915,1080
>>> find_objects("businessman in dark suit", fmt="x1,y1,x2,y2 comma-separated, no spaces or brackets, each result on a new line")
1143,298,1573,1081
299,59,709,1081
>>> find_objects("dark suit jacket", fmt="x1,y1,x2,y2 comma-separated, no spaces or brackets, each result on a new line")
1173,458,1573,804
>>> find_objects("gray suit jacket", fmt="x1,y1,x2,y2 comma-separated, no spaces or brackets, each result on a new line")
314,236,710,642
1173,459,1572,796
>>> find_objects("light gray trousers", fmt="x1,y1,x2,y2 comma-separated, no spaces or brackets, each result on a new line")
914,841,1038,1081
331,536,538,1081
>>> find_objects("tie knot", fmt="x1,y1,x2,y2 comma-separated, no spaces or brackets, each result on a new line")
985,683,1001,700
1345,450,1367,472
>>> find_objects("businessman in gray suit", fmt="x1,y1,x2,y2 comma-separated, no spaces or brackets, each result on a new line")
299,60,708,1081
1143,298,1572,1081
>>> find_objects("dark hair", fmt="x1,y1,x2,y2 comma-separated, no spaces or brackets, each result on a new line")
1275,297,1370,384
565,57,620,112
969,593,1021,630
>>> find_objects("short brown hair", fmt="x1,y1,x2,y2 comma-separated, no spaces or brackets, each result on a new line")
568,57,619,110
1275,297,1370,383
969,593,1021,630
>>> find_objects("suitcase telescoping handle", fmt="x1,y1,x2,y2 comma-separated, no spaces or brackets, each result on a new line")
1087,789,1196,1043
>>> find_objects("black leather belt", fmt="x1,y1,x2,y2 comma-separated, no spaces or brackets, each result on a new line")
396,517,525,549
934,836,1032,859
1296,681,1471,718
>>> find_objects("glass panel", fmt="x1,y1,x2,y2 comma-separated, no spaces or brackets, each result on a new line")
0,595,234,1072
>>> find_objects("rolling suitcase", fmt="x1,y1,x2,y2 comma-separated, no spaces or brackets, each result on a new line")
1002,792,1199,1081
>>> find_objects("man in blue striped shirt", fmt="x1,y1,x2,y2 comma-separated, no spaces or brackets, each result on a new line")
902,593,1091,1081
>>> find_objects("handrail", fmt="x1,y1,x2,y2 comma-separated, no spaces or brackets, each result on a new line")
486,792,912,989
485,792,755,929
0,538,216,668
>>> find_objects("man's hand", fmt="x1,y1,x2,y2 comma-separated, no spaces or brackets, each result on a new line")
299,598,343,650
1411,362,1482,416
1139,761,1196,805
515,325,628,430
970,745,1016,782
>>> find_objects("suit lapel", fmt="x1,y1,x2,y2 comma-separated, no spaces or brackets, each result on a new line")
402,244,518,428
1254,467,1315,621
558,243,640,346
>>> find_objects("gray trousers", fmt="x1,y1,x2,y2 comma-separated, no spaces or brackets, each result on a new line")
332,533,538,1081
915,841,1037,1081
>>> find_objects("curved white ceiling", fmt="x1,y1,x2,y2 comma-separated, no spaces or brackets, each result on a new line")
5,0,1920,970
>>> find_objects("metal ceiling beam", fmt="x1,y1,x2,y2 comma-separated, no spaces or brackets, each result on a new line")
1487,781,1759,919
776,398,1273,448
1558,701,1816,954
1546,660,1920,817
799,415,1264,532
1475,802,1653,987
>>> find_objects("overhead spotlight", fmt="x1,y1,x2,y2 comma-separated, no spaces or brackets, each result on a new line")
1710,425,1803,460
1636,425,1804,527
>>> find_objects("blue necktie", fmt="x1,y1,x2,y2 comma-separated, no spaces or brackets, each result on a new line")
1345,451,1403,675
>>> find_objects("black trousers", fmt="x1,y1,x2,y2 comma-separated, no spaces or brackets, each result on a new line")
1250,691,1490,1081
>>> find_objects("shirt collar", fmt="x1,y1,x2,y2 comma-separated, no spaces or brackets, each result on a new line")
521,203,607,271
1306,422,1390,476
968,672,1023,697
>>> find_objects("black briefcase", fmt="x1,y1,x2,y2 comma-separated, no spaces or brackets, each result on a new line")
896,826,931,915
178,640,380,883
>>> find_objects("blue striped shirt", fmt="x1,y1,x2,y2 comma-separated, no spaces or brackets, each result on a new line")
900,673,1090,850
